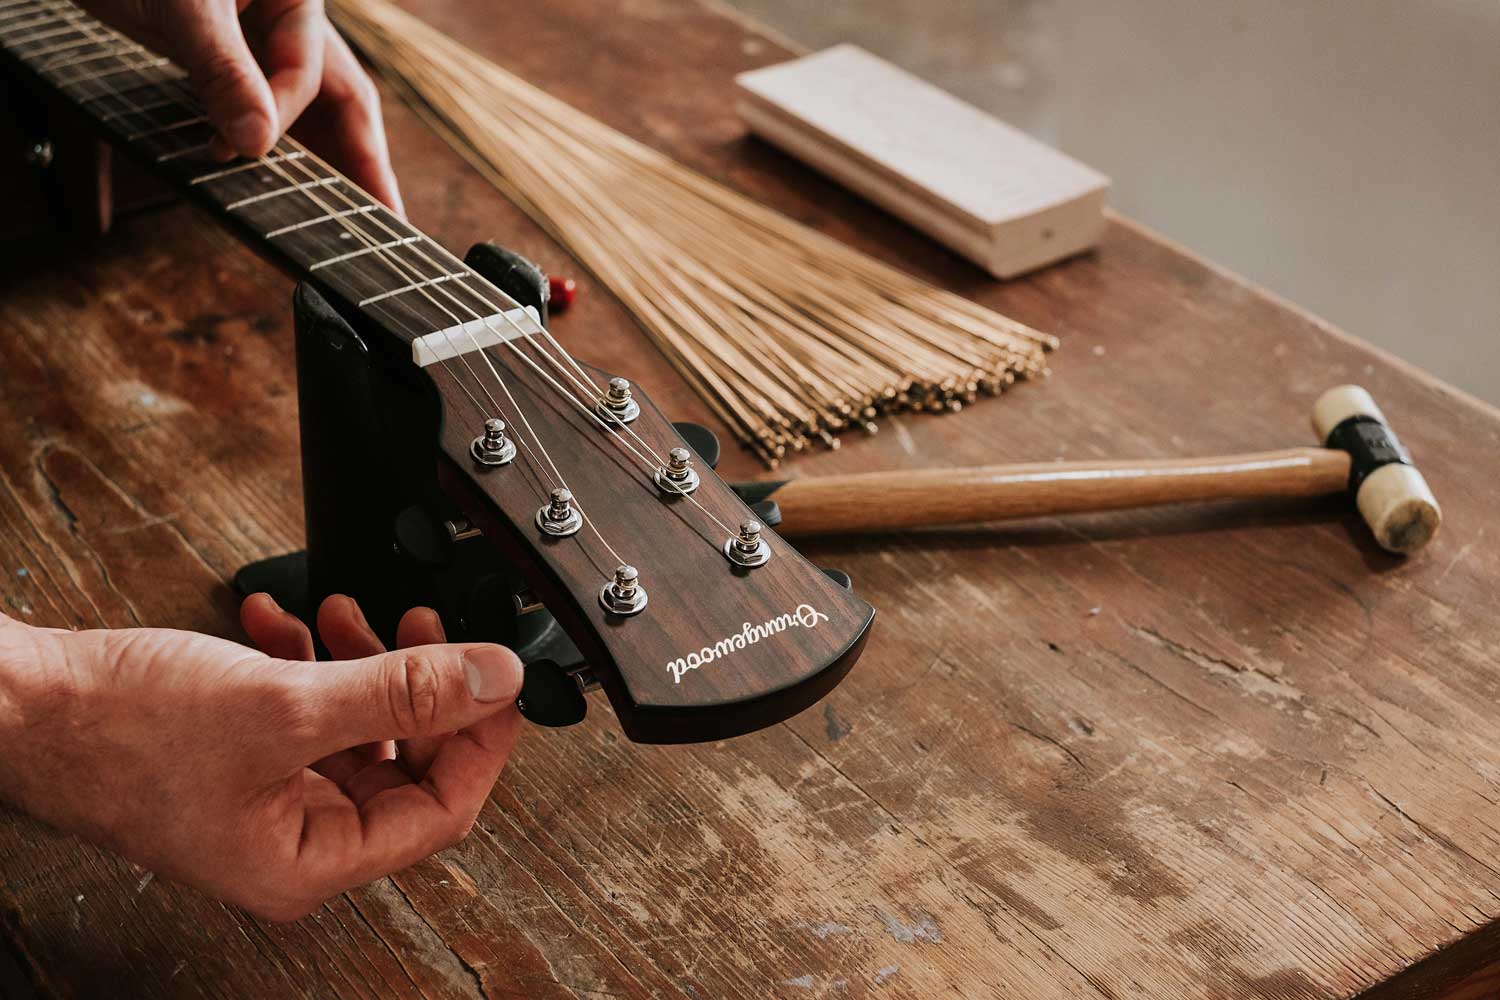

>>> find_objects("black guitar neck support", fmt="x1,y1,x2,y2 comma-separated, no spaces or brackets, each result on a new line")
237,242,638,726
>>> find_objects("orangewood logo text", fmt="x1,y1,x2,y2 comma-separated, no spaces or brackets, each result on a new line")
667,604,830,684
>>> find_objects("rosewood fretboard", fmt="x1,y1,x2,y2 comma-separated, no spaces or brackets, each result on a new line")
0,0,502,347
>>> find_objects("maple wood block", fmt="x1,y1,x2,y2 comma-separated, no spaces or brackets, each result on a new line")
735,44,1109,278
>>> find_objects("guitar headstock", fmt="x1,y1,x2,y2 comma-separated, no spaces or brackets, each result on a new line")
418,309,874,744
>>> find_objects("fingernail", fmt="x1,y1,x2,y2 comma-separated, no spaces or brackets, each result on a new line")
464,646,520,703
224,111,268,155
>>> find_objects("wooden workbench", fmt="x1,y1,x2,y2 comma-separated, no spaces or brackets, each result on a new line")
2,1,1499,996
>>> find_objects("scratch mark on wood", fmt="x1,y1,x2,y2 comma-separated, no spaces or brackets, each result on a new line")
877,912,942,944
1435,531,1483,586
823,703,851,743
387,878,491,999
1132,625,1302,704
792,919,854,939
886,415,916,457
1010,721,1090,775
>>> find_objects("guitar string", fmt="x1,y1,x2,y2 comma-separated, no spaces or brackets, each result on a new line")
25,11,579,515
113,49,738,547
4,1,529,438
7,0,654,486
141,41,748,543
13,5,639,571
61,7,723,566
254,147,743,543
97,0,747,540
14,0,742,562
1,0,505,435
11,8,501,418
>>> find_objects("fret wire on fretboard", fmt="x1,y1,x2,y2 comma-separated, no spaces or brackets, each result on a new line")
0,0,511,347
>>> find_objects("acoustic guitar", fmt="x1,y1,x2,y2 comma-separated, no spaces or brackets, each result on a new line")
0,0,875,744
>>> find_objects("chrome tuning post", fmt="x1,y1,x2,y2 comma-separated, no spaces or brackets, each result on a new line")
595,376,640,425
654,446,700,495
535,488,583,537
724,519,772,568
444,517,482,542
600,564,648,616
471,418,516,466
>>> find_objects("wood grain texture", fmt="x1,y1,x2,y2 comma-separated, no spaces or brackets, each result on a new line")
428,357,874,741
4,0,878,744
771,446,1353,536
1,0,1499,997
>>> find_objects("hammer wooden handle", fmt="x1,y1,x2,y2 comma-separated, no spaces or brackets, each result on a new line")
771,447,1352,536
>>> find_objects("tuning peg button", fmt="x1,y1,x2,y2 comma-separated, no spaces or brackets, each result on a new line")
518,659,588,727
748,499,782,528
670,422,721,469
547,274,577,312
821,567,853,590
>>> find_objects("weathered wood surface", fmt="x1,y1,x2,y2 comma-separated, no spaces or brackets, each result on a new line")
2,0,1500,996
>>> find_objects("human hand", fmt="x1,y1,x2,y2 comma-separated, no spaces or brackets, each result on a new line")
0,594,521,920
80,0,403,211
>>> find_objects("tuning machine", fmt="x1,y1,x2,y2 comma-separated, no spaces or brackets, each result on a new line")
595,377,640,424
518,659,592,728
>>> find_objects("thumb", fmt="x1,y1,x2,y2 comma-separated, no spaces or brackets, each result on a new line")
291,644,523,758
164,2,279,157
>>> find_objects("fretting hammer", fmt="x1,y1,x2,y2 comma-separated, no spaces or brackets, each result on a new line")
739,385,1442,555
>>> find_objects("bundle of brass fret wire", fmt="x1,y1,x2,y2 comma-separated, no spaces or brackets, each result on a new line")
330,0,1057,467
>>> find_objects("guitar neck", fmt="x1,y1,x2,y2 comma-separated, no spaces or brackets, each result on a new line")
0,0,491,347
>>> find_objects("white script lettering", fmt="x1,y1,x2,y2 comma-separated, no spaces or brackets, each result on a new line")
667,604,830,683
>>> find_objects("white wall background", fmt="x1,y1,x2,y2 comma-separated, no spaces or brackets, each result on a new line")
728,0,1500,403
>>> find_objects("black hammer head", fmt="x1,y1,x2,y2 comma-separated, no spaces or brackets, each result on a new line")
1312,385,1441,555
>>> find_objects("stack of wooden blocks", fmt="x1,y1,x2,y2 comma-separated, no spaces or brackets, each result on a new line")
736,44,1110,279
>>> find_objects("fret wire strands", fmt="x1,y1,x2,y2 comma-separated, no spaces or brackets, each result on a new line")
430,103,808,463
23,32,101,58
0,0,59,15
330,0,1057,466
8,8,469,397
423,13,1056,374
12,8,635,574
0,0,91,20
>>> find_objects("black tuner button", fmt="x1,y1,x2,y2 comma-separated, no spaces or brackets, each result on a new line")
393,505,454,568
821,567,853,591
749,499,782,529
517,659,588,728
671,422,721,470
